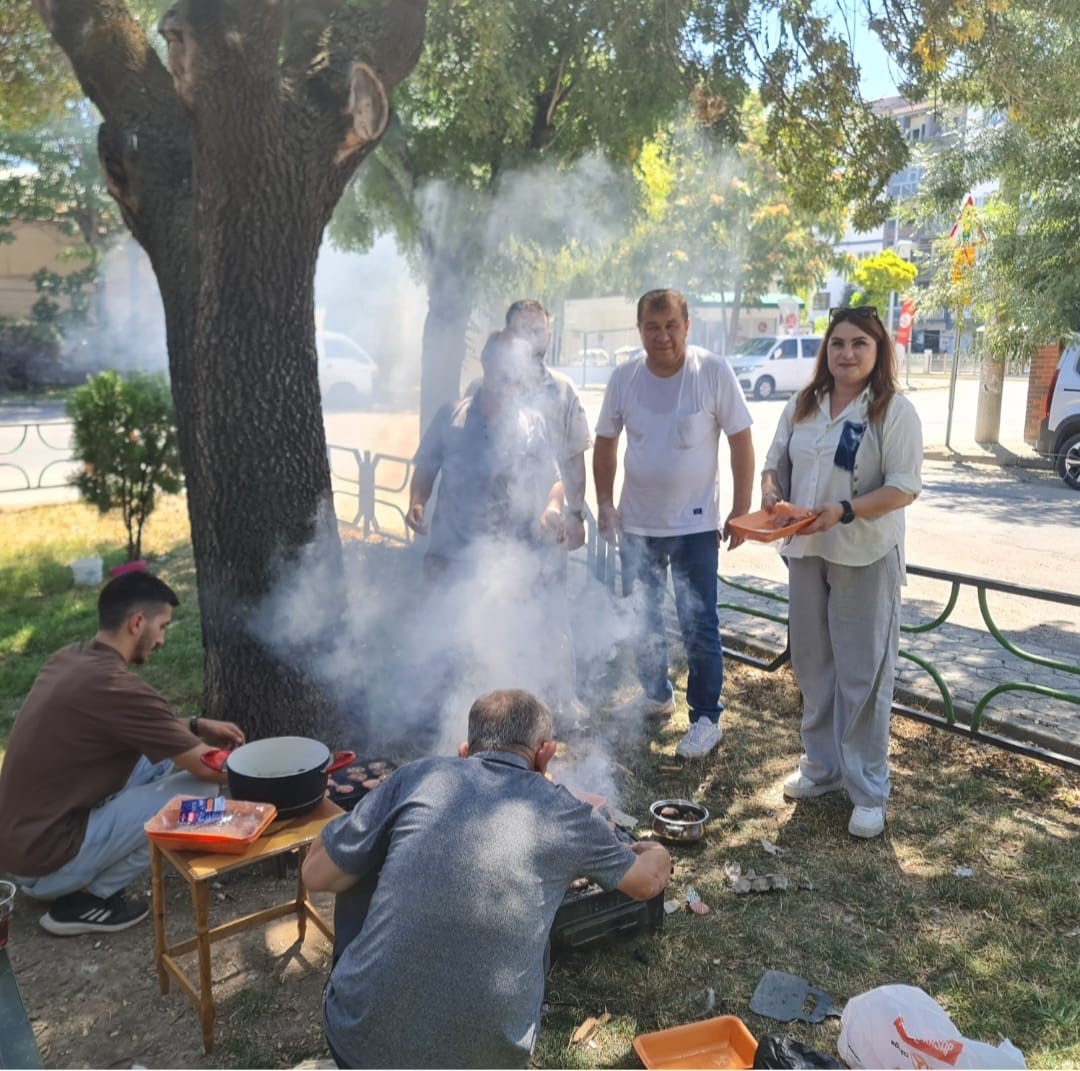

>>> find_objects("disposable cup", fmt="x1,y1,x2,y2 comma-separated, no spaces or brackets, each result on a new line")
0,880,15,950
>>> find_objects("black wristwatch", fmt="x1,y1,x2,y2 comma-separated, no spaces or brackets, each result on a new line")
565,507,587,521
188,716,201,737
839,500,856,525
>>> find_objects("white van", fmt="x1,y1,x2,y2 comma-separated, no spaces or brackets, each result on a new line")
730,335,822,400
1034,341,1080,490
317,330,378,409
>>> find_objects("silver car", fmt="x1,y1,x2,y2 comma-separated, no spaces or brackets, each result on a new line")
730,335,823,400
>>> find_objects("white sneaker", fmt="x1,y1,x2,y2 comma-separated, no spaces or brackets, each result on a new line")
610,692,676,720
782,770,844,800
675,719,722,758
848,805,886,839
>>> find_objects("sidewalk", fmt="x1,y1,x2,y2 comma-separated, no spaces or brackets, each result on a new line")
715,570,1080,764
902,375,1053,470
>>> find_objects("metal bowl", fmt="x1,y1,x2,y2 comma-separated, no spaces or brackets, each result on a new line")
649,798,710,842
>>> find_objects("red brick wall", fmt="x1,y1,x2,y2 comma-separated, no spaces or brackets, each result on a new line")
1025,343,1063,444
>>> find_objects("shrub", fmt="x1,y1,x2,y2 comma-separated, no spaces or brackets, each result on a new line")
67,371,183,561
0,320,63,391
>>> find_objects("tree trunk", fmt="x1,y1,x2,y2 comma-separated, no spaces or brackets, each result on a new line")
974,356,1005,445
419,248,475,436
725,280,744,354
40,0,427,740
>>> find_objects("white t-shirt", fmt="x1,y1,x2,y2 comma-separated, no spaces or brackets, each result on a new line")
595,346,752,536
763,387,923,572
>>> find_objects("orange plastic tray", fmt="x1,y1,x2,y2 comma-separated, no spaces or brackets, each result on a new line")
145,795,278,854
633,1015,758,1069
728,506,818,543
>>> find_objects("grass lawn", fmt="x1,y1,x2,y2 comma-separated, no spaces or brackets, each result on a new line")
1,498,1078,1068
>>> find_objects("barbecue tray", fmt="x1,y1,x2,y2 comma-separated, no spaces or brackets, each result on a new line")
550,828,664,952
326,759,398,811
550,883,665,951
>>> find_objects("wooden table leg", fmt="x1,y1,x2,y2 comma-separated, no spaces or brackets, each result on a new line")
192,879,215,1053
150,844,168,994
295,846,308,942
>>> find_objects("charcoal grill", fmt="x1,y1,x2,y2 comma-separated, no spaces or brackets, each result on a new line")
550,828,664,952
326,758,399,811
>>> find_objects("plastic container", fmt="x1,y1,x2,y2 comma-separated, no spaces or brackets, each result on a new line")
728,507,818,543
145,795,277,854
70,556,103,586
633,1015,758,1069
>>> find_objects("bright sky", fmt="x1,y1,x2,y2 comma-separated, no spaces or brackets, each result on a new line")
830,1,903,101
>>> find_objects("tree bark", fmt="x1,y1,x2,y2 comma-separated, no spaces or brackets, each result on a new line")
725,279,744,354
974,356,1005,445
38,0,427,739
419,243,476,436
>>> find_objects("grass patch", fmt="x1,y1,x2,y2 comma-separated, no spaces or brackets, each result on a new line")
532,665,1080,1069
0,495,201,744
2,502,1078,1067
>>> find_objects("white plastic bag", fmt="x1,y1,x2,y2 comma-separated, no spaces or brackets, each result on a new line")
838,984,1025,1069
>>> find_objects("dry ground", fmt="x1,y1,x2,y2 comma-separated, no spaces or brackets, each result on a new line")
6,654,1079,1069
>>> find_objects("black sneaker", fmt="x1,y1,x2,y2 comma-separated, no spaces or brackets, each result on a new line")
39,890,149,936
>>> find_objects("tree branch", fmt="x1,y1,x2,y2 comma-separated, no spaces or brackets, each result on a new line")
33,0,177,125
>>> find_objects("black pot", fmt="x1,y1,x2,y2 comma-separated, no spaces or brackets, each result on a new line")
223,737,355,819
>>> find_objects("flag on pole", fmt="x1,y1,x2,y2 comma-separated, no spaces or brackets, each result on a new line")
895,299,916,348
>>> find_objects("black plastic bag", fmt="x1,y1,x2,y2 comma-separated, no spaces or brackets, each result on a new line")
753,1034,844,1069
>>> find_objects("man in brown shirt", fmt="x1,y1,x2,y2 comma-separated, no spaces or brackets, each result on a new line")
0,571,244,936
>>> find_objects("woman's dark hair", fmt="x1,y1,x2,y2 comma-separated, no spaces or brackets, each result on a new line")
793,308,898,425
98,572,179,632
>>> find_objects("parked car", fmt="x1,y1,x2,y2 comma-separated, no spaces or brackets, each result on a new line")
729,335,823,400
317,330,377,409
558,348,616,388
1034,341,1080,490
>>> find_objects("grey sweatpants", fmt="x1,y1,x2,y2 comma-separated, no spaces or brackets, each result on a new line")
16,757,214,900
787,549,901,808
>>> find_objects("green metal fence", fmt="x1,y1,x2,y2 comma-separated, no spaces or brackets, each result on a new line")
328,443,1080,770
717,565,1080,771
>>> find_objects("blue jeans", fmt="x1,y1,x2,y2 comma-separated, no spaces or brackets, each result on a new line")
620,530,724,723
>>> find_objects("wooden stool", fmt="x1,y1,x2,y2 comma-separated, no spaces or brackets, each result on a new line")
149,797,343,1053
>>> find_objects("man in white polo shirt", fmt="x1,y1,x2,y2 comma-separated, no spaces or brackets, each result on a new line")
593,289,754,757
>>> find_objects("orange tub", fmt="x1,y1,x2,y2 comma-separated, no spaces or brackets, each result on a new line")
633,1015,758,1070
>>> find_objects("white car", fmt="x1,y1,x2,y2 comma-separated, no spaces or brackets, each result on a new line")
730,335,823,400
317,330,377,409
1034,340,1080,490
558,348,615,388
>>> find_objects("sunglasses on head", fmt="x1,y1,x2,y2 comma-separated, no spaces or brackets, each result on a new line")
829,305,881,323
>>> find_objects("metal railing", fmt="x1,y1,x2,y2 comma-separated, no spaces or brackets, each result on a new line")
12,429,1073,768
327,445,414,544
0,421,76,494
716,564,1080,771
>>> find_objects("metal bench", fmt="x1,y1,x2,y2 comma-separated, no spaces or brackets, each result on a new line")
0,948,42,1069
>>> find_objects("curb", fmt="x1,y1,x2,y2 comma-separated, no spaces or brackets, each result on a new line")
922,447,1053,470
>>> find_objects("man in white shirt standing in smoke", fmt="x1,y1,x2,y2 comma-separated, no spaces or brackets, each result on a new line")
593,288,754,758
503,299,593,725
503,300,592,554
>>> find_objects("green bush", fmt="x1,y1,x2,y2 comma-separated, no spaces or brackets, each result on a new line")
66,371,183,561
0,320,63,390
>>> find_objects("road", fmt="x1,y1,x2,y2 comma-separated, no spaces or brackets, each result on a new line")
570,378,1078,599
3,378,1076,604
